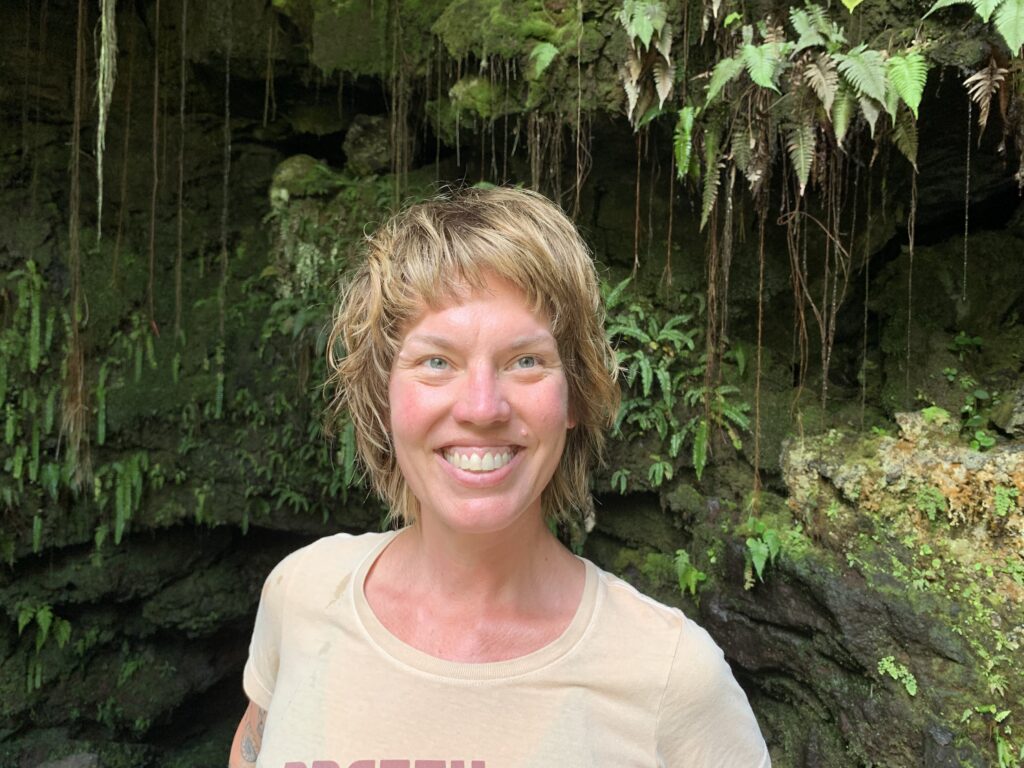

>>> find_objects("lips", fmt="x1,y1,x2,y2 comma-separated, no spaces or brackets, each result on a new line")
441,447,519,472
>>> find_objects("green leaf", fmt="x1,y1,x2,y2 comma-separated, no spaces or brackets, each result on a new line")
618,0,668,48
746,537,770,579
34,605,52,651
706,57,744,104
603,276,633,310
994,0,1024,54
528,42,559,79
674,106,699,179
741,43,782,92
887,53,928,118
54,618,71,649
790,7,826,50
700,122,723,230
841,0,865,10
18,604,35,636
924,0,973,17
786,120,816,196
836,45,887,102
693,418,709,480
639,355,653,396
974,0,1002,23
832,81,856,145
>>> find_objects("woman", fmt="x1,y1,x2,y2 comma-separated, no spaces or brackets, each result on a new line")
230,187,770,767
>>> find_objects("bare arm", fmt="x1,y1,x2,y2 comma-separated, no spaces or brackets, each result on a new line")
228,700,267,768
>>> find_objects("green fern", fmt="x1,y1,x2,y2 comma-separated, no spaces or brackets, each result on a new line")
731,124,754,177
791,7,826,50
700,122,723,229
706,57,744,104
974,0,1003,22
924,0,974,16
741,43,785,93
835,45,887,103
892,105,919,169
674,106,699,179
887,53,928,118
786,119,816,195
693,418,709,480
994,0,1024,53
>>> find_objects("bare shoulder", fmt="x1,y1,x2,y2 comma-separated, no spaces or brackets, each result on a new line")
228,700,268,768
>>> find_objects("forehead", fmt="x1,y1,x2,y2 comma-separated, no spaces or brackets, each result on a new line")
400,274,553,342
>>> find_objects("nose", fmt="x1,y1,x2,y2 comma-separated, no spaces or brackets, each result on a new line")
452,363,511,425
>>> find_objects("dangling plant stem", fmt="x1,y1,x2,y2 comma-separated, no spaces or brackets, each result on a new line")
262,19,276,128
175,0,188,343
632,131,641,273
63,0,89,486
860,160,874,428
95,0,117,242
112,20,135,285
147,0,161,334
962,98,971,302
220,1,232,343
663,150,674,285
753,213,766,505
906,172,918,407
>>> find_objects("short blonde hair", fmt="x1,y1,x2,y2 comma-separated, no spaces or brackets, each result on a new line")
325,186,620,526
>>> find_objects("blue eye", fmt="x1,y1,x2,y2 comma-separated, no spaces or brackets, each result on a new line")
426,357,448,370
516,356,538,369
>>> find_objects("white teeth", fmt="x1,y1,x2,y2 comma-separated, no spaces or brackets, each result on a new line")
444,449,514,472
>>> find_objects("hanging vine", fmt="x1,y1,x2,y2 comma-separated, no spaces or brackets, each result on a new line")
63,0,89,485
147,0,161,333
95,0,117,242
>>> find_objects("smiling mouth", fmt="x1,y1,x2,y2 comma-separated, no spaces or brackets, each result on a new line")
441,447,519,472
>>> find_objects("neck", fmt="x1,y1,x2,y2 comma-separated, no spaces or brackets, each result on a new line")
384,511,577,612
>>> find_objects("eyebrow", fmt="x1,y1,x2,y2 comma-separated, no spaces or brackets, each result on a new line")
402,333,557,352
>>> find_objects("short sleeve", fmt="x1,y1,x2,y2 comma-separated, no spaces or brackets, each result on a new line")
655,616,771,768
242,549,303,710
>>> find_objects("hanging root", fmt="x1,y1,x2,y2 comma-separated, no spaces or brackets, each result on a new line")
95,0,117,242
63,0,90,486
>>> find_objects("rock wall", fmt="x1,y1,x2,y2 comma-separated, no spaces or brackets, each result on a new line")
1,1,1022,766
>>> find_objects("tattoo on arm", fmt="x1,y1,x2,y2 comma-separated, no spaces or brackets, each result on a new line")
239,707,267,764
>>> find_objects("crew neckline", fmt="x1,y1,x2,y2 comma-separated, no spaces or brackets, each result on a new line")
351,530,600,680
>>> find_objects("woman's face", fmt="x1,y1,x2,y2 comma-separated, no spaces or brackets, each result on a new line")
388,274,574,537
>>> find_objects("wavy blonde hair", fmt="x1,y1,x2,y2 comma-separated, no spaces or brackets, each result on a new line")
325,186,620,526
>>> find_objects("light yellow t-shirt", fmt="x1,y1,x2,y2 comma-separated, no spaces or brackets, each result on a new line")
243,531,770,768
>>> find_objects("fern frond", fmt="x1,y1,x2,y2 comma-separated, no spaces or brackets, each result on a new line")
621,63,641,123
994,0,1024,55
832,81,857,146
835,45,887,103
858,94,882,137
653,57,675,108
790,7,826,51
892,105,919,169
923,0,973,17
741,43,783,92
805,53,839,114
732,124,754,176
786,119,816,196
674,106,699,179
700,123,723,230
974,0,1002,23
964,58,1008,136
887,52,928,118
706,57,744,104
